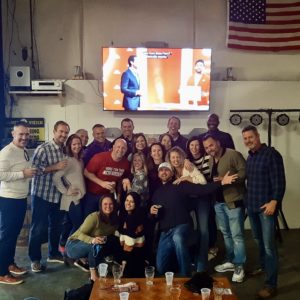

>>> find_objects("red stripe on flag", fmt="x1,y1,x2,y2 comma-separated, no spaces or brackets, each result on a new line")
229,34,300,42
267,2,300,9
227,43,300,51
266,19,300,25
229,25,300,34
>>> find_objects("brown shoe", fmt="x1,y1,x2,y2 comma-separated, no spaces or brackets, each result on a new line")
256,286,277,299
0,275,24,285
9,264,27,276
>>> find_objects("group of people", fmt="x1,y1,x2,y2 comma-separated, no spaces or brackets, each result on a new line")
0,114,285,299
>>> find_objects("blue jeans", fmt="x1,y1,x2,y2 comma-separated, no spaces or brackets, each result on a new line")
60,202,83,247
28,196,63,262
66,235,122,268
248,210,278,288
156,224,191,276
214,202,246,266
193,198,210,272
0,197,27,276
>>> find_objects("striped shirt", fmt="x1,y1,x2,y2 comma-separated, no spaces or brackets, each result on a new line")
31,140,66,203
246,144,285,213
192,154,210,181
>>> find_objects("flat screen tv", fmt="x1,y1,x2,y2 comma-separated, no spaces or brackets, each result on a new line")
102,47,212,111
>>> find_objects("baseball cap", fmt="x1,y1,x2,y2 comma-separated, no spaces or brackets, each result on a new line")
158,162,173,172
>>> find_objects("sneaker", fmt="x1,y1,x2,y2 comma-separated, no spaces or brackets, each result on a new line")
232,266,245,283
74,260,89,273
256,286,277,299
8,264,27,276
0,274,24,285
214,262,235,273
31,262,46,273
47,255,65,264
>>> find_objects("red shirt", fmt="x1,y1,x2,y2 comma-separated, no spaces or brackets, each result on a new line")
86,151,130,195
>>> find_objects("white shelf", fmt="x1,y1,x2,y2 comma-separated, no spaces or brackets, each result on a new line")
9,90,63,95
9,90,65,106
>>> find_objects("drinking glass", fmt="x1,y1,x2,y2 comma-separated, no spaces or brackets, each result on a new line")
112,264,123,284
145,266,155,285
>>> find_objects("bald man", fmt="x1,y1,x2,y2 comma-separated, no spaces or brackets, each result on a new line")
83,139,130,217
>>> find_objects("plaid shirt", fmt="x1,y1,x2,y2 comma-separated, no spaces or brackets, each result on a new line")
245,144,285,213
31,140,66,203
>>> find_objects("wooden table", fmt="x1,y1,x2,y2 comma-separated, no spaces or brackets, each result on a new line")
89,277,238,300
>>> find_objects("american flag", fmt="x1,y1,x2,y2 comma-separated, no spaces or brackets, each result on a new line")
227,0,300,51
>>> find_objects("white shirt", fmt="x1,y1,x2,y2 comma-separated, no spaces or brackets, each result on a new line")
0,142,31,199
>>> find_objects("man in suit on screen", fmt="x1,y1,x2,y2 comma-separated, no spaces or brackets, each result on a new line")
121,55,141,111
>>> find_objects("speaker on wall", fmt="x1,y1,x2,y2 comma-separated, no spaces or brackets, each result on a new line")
9,66,31,89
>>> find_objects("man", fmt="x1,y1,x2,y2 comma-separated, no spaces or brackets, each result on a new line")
0,122,36,284
242,125,285,299
165,116,187,151
113,118,135,157
199,113,235,150
186,59,210,105
28,120,70,272
150,162,237,276
203,134,246,283
121,55,141,111
82,124,111,165
75,129,89,149
83,138,130,217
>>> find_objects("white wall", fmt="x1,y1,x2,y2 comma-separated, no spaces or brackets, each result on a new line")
3,0,300,227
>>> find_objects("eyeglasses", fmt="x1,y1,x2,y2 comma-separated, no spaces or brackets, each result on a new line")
24,150,29,161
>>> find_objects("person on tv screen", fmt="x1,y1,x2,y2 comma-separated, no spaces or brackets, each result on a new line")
121,55,142,111
186,59,210,106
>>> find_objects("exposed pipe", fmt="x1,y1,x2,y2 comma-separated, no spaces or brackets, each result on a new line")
0,0,6,145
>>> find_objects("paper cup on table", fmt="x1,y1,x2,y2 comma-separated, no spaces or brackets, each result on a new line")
119,292,129,300
165,272,174,286
201,288,211,300
98,263,108,278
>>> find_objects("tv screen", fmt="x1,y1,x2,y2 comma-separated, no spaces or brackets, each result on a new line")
102,47,212,111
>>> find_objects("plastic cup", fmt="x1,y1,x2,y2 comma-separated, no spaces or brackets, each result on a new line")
165,271,174,286
119,292,129,300
145,266,155,285
201,288,211,300
213,281,224,300
98,263,108,278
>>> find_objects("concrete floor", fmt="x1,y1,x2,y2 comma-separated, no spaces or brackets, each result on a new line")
1,230,299,300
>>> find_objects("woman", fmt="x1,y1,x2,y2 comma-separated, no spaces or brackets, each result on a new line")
166,146,206,185
166,145,210,273
147,142,166,199
132,133,149,157
159,133,174,152
130,152,149,207
187,136,218,261
53,134,85,252
186,136,210,181
66,194,122,281
118,192,146,277
145,142,166,264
